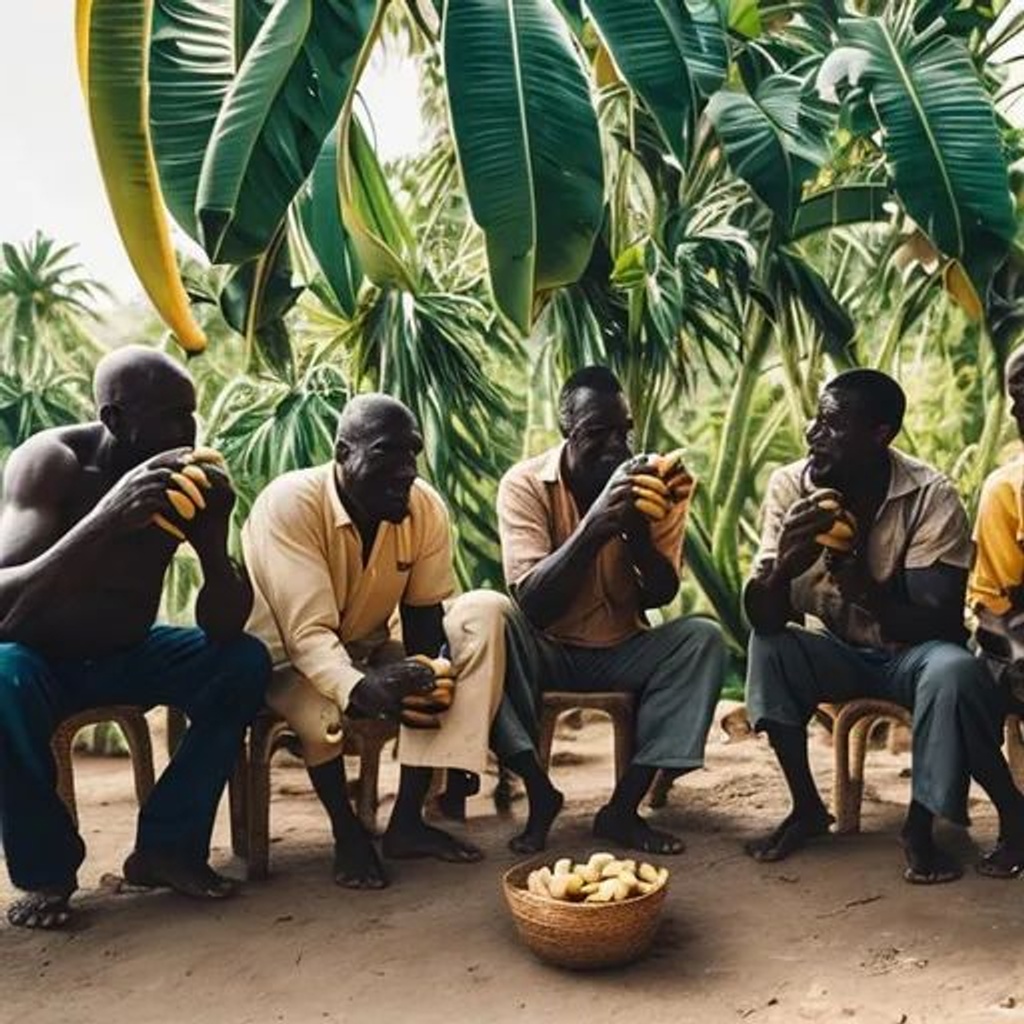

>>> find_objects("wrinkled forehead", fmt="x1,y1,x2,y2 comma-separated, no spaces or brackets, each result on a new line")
567,388,632,432
343,406,421,449
816,387,866,426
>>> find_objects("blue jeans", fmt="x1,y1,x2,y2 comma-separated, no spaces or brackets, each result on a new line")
0,627,269,892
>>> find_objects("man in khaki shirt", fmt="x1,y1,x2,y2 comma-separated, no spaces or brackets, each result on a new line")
745,369,1024,883
243,395,509,887
492,367,726,856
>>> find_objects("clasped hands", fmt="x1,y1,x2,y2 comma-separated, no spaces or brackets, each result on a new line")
349,655,457,731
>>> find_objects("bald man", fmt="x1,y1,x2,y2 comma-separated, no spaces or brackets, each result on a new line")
243,394,508,887
0,345,270,929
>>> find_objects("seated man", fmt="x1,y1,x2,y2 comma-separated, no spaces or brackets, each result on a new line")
491,366,726,856
242,394,508,888
0,346,270,930
744,368,1024,883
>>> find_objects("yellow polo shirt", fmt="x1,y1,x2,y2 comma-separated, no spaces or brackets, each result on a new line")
496,443,688,647
969,456,1024,615
242,463,456,708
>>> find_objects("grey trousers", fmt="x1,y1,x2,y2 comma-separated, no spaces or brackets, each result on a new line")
491,610,726,770
746,625,1005,826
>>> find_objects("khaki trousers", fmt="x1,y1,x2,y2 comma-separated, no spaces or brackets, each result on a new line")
267,590,510,773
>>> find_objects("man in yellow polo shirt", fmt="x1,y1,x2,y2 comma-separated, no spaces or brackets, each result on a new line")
242,394,508,888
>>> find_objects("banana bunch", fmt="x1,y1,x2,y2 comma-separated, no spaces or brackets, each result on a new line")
151,447,226,543
400,654,456,729
632,448,694,523
811,490,858,553
525,852,669,904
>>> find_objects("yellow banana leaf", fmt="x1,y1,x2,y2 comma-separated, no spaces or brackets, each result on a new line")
76,0,207,353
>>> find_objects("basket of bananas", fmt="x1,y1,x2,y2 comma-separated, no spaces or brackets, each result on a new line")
502,852,670,969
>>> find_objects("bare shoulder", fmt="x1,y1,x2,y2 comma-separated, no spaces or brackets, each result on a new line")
2,429,85,508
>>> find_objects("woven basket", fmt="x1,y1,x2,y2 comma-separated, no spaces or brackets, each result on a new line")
502,858,669,970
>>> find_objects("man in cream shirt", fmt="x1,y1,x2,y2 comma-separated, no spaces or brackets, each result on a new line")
243,394,508,888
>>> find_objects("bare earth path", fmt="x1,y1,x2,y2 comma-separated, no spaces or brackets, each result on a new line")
2,706,1023,1024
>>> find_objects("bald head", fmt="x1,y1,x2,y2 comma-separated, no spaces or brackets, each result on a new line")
94,345,193,409
336,393,418,446
334,393,423,525
94,345,197,459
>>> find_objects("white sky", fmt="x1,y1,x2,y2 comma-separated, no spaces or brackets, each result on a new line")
1,2,1022,307
0,2,422,304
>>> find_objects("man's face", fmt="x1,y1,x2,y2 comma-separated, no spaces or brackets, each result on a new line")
564,389,634,491
805,389,884,487
114,376,197,460
337,414,423,524
1008,365,1024,440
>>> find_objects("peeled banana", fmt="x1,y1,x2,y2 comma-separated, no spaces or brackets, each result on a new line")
152,447,225,541
812,493,858,552
523,851,668,903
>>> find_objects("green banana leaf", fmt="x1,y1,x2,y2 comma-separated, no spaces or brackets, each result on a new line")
586,0,698,165
818,17,1015,295
196,0,378,263
297,127,362,318
444,0,604,334
707,74,828,233
149,0,234,240
791,184,893,239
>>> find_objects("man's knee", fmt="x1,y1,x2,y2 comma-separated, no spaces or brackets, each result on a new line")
917,644,991,705
209,634,271,713
0,644,51,717
447,589,513,636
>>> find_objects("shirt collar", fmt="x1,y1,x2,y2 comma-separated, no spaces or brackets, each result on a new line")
884,447,939,504
324,464,353,528
534,442,566,484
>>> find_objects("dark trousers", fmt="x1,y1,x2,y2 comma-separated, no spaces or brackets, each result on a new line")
0,627,269,892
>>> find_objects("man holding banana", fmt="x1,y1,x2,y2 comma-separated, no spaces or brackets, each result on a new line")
744,369,1020,883
492,366,726,855
242,394,508,887
0,346,270,929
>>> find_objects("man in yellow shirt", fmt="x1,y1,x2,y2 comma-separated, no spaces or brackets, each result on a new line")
243,395,508,888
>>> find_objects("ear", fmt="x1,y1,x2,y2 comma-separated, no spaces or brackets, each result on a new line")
99,403,122,439
873,423,896,447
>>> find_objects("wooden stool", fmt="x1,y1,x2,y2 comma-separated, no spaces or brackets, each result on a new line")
820,702,1024,834
538,691,636,782
243,709,398,881
51,706,155,826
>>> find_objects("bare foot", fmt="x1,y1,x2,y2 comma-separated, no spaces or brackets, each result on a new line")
744,809,834,863
509,786,564,854
6,889,73,930
122,849,239,899
383,822,484,863
900,833,962,884
333,829,389,890
593,805,685,855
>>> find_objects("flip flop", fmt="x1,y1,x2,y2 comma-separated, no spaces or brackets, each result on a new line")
976,839,1024,880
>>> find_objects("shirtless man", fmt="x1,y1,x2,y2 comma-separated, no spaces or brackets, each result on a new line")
0,346,270,928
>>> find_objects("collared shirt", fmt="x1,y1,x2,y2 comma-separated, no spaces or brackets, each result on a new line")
242,463,455,708
969,454,1024,614
753,448,972,651
496,443,688,648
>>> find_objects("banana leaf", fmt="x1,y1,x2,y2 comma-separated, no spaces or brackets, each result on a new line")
77,0,207,352
196,0,378,263
444,0,604,334
791,185,893,239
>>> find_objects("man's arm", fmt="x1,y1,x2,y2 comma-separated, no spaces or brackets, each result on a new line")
400,603,446,657
0,437,180,636
622,521,680,609
184,463,252,640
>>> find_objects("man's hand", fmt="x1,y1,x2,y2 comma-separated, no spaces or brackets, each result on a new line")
90,447,194,536
771,489,842,583
580,463,642,543
348,659,436,722
181,461,236,559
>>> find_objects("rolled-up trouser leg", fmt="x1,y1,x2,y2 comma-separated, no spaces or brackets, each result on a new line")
399,590,510,775
489,607,571,762
574,617,727,769
884,641,1004,827
266,665,345,768
0,643,82,892
745,625,881,731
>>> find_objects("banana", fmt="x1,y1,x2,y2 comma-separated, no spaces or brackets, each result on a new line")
401,685,454,712
553,858,573,877
165,489,196,521
635,497,668,521
632,484,671,508
187,446,226,467
629,473,670,497
180,464,212,489
547,874,584,901
171,471,206,511
399,708,441,730
638,862,660,884
411,654,455,680
152,513,185,542
654,448,687,478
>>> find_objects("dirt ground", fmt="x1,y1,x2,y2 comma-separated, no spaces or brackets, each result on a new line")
2,705,1024,1024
